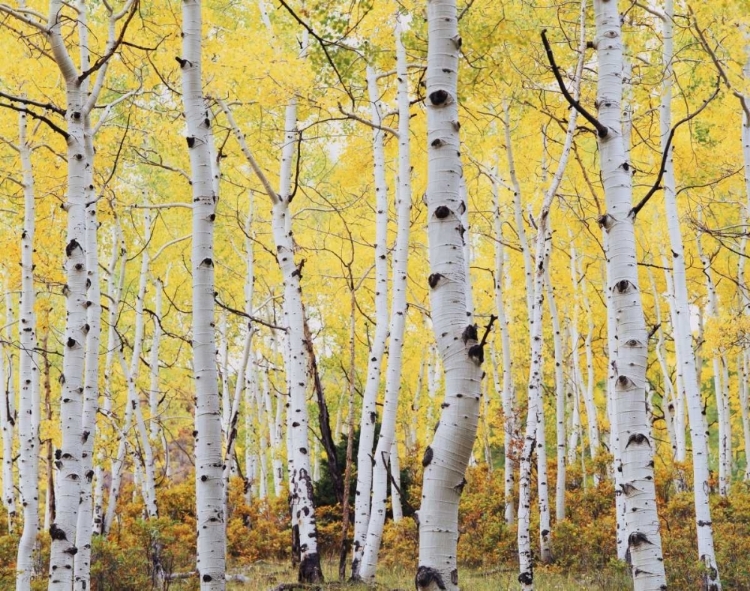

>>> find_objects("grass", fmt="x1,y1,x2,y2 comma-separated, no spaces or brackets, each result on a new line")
227,559,632,590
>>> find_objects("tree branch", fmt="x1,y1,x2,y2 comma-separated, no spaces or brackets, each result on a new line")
541,29,608,138
0,102,69,140
78,0,138,84
337,102,399,137
630,79,721,218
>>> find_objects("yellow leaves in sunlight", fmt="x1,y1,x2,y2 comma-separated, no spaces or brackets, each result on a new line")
703,312,750,355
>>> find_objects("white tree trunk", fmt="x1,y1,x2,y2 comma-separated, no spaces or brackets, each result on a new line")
351,62,391,578
179,0,225,585
148,279,163,443
416,3,482,589
658,3,721,583
359,18,414,578
594,1,667,587
74,105,101,591
492,176,517,525
504,104,533,323
1,314,16,533
47,2,89,582
390,440,403,523
16,107,40,589
545,273,566,522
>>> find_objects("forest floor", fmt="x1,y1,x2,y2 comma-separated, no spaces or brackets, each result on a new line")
225,559,632,590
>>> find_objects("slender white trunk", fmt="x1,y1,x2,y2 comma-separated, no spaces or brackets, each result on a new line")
351,63,391,578
390,441,402,522
594,1,666,586
661,254,687,462
492,179,517,524
74,107,101,591
16,107,40,589
741,353,750,481
1,313,16,532
148,279,163,443
179,1,225,585
658,3,721,582
518,12,585,580
272,385,284,497
408,359,426,451
504,104,533,323
359,19,414,578
545,274,566,522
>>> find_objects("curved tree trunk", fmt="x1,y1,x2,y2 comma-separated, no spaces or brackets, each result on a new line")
416,3,482,589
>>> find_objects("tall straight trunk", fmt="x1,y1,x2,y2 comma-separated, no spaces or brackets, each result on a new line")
492,166,517,525
47,2,89,582
658,2,720,583
179,1,225,586
74,104,101,591
351,63,391,578
504,104,533,323
518,12,584,582
1,307,16,533
545,273,566,522
416,3,483,588
408,358,426,451
148,280,163,443
16,107,40,589
359,18,414,580
594,1,667,587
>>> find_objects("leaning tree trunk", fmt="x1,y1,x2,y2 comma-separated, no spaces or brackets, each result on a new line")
594,1,667,588
220,91,324,581
416,3,483,589
358,17,413,580
179,0,226,587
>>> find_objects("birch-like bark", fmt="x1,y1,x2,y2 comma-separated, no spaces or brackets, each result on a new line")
518,11,584,581
15,108,40,589
416,3,483,588
74,101,101,591
545,273,566,522
492,176,517,525
351,62,391,579
504,104,533,322
1,308,16,533
222,92,323,580
179,1,225,586
594,1,666,586
148,279,163,443
657,2,721,583
359,18,414,577
47,0,90,581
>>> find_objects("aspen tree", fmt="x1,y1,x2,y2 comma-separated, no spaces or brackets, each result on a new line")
179,0,225,585
220,91,325,582
416,2,483,588
351,62,391,579
15,106,40,588
1,294,16,534
358,16,413,580
517,10,584,582
492,174,517,525
593,0,667,586
649,2,721,584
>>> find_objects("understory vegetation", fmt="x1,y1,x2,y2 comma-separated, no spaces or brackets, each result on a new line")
3,461,749,590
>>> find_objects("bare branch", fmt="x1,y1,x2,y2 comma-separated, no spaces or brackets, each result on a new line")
337,102,399,137
541,29,609,138
217,98,279,204
630,80,721,218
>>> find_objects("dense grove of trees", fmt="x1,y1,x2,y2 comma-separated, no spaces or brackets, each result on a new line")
1,0,750,589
